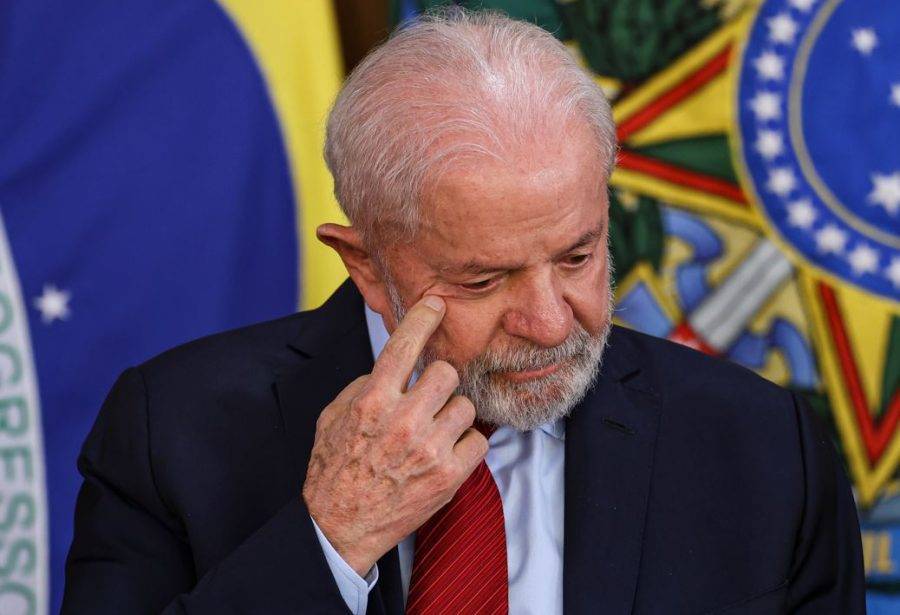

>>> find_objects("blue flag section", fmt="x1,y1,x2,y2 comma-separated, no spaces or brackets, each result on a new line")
737,0,900,302
0,2,298,612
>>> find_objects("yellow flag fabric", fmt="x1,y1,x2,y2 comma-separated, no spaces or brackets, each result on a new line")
218,0,348,309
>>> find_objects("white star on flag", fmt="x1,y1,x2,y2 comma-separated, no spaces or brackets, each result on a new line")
753,51,785,81
34,284,71,324
749,91,782,121
868,171,900,215
847,244,879,276
767,13,799,44
887,258,900,288
851,28,878,55
787,199,817,228
755,129,785,159
767,167,797,196
815,224,848,254
788,0,816,11
891,84,900,108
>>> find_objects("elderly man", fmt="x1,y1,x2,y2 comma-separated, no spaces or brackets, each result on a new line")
62,9,864,615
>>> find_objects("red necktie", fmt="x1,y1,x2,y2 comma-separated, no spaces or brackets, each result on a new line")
406,423,508,615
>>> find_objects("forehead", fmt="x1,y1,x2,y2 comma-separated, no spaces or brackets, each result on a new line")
417,133,608,267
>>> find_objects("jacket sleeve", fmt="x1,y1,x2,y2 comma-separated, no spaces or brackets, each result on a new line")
785,391,866,614
62,367,351,614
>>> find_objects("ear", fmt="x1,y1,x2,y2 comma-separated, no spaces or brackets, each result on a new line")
316,223,393,316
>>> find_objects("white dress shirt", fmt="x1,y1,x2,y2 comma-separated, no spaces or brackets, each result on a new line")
311,305,566,614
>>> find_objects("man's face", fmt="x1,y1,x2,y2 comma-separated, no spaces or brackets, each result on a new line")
379,130,614,429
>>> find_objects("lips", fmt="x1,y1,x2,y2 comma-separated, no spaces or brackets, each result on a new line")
499,361,563,383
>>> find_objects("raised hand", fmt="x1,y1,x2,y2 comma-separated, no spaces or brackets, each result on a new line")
301,295,488,576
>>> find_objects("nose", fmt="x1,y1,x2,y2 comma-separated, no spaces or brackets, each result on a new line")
501,272,573,348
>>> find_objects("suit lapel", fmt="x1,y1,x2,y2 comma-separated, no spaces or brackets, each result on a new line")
273,279,404,614
274,280,374,483
563,327,661,615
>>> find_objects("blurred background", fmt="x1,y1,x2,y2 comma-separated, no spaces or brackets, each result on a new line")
0,0,897,613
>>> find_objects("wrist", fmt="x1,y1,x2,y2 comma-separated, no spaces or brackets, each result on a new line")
305,496,379,577
326,533,379,578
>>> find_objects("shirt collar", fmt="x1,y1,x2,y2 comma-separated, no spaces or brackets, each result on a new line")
364,304,566,441
538,418,566,440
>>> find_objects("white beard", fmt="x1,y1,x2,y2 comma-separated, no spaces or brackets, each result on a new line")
386,262,615,432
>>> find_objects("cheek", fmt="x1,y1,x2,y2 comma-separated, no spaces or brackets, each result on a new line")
430,302,500,366
567,259,612,334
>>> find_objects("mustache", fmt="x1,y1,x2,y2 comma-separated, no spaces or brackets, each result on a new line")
467,325,593,374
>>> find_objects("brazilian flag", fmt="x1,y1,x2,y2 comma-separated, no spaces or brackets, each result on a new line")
0,1,345,612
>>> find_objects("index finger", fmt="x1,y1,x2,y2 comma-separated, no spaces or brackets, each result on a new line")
370,295,445,391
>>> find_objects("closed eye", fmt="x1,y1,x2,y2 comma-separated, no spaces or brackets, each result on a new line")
562,253,593,268
459,277,501,293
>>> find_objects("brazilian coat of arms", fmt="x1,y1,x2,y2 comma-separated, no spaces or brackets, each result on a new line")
402,0,900,603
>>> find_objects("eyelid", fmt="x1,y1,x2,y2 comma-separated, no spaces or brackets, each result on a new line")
568,251,591,258
562,251,593,264
462,276,497,287
458,274,502,292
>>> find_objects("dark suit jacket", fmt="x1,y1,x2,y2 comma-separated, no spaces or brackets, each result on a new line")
62,279,865,614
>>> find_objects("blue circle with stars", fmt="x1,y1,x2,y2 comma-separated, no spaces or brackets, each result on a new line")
737,0,900,301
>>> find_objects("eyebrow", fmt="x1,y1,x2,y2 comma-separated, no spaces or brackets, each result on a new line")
439,221,606,277
558,222,606,257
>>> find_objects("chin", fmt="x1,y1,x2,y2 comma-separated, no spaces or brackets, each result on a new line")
474,356,602,431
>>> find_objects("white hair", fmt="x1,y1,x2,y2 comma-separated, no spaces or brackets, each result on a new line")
324,7,617,245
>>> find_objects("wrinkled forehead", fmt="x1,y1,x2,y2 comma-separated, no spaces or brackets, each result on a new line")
424,129,608,225
407,151,608,272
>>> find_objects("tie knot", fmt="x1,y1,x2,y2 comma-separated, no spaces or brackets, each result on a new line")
473,420,496,439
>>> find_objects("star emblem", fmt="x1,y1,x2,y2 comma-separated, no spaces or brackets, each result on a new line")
787,199,817,229
788,0,816,11
766,167,797,197
753,51,785,81
815,224,848,254
868,171,900,216
891,84,900,109
34,284,72,324
767,13,798,45
749,91,782,121
847,244,879,276
887,258,900,288
851,28,878,55
755,129,784,160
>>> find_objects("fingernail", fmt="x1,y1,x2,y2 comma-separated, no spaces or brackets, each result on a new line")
423,295,444,312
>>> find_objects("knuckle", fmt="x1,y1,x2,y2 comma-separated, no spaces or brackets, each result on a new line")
452,396,476,421
351,389,385,418
430,360,459,387
419,442,440,464
432,461,457,488
391,335,416,358
350,374,370,389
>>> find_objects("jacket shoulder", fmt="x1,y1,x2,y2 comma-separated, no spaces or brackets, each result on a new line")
137,311,308,392
609,324,791,413
611,326,808,518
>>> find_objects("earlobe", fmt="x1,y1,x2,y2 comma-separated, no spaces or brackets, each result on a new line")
316,223,392,316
